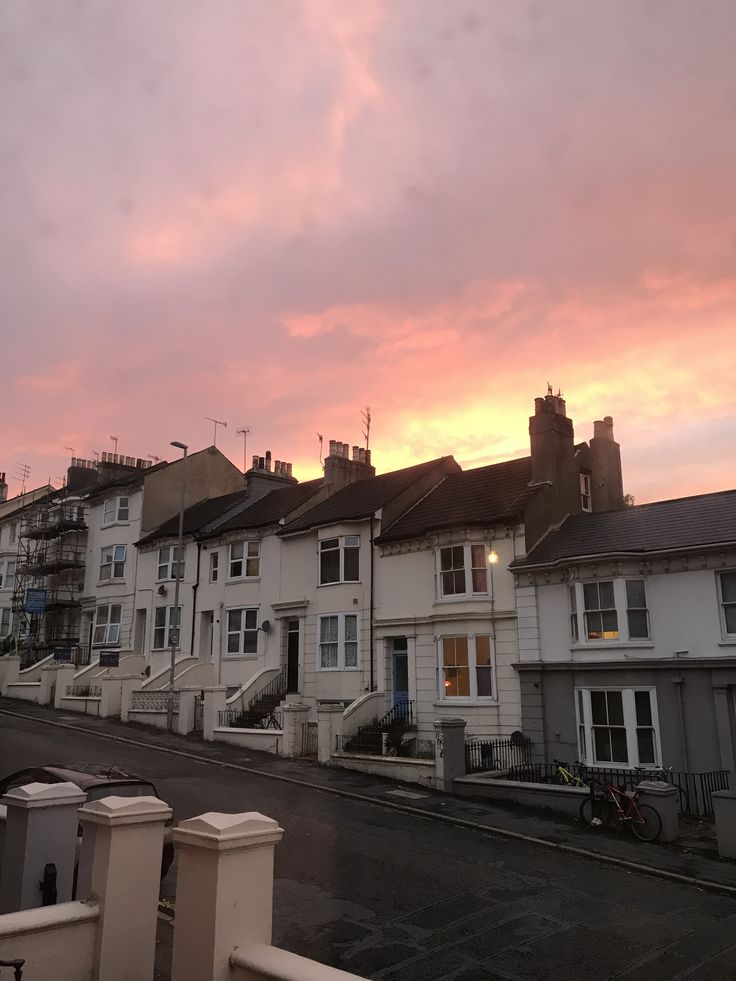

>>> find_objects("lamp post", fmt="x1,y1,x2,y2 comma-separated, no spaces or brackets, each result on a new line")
167,441,188,731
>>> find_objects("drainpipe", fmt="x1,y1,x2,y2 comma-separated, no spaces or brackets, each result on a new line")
673,674,690,771
190,543,201,657
216,600,224,685
370,514,375,692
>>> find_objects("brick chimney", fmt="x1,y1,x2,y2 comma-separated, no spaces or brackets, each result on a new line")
324,439,375,491
0,473,7,503
524,389,580,550
589,416,624,511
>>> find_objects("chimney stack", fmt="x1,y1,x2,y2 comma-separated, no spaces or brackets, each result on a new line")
589,415,624,511
0,473,7,503
265,450,272,472
324,436,375,491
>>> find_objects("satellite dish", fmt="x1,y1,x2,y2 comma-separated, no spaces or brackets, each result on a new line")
260,620,271,633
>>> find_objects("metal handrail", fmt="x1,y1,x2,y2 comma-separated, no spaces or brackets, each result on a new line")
247,667,287,713
379,699,414,728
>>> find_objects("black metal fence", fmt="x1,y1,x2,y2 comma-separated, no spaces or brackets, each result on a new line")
192,693,204,733
465,735,533,775
65,684,101,698
335,734,435,759
504,761,730,817
218,709,283,730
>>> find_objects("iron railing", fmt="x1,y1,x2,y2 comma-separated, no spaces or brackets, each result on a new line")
218,709,283,730
65,684,101,698
465,735,534,774
131,690,179,713
503,761,730,817
335,734,435,759
380,698,414,727
193,693,204,733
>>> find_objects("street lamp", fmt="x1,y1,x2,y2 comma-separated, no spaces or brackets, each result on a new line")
167,441,188,731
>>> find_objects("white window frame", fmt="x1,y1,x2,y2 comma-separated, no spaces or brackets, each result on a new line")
228,541,260,580
209,551,219,583
92,604,122,646
437,543,490,599
153,606,181,650
225,607,259,656
580,470,592,512
317,613,359,671
99,545,126,582
9,523,17,545
0,608,11,636
718,570,736,638
103,496,130,525
437,634,496,702
318,536,360,585
157,545,185,582
575,687,660,768
570,579,651,644
0,560,15,592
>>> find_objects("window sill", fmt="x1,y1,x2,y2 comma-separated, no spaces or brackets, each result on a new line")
570,641,654,651
317,667,360,672
226,577,261,584
97,580,126,587
433,596,491,605
101,521,130,529
433,699,499,708
317,581,362,588
718,640,736,647
93,644,120,649
222,654,259,660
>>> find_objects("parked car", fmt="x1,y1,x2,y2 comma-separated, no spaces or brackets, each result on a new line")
0,762,174,891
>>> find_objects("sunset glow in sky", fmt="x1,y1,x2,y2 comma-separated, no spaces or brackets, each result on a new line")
2,1,735,503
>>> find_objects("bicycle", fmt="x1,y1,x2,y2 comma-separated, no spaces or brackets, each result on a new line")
580,780,662,842
544,759,588,788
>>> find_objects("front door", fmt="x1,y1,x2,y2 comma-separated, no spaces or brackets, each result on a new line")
286,619,300,693
391,637,409,707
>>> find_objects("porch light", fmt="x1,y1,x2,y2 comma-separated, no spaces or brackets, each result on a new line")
487,550,499,564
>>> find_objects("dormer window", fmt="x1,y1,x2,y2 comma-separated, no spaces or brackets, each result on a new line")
580,470,592,512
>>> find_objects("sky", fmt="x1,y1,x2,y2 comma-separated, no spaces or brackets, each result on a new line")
2,0,735,504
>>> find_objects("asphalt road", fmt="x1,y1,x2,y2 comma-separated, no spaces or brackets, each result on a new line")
3,712,736,980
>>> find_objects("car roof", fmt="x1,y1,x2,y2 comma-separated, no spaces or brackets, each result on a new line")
36,763,152,790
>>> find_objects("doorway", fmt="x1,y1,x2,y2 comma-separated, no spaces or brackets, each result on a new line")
391,637,409,707
286,619,300,694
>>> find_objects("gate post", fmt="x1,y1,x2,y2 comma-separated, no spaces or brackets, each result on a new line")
434,718,467,793
281,702,310,758
177,688,198,735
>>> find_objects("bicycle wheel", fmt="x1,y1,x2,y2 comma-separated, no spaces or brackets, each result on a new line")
580,796,609,826
630,803,662,842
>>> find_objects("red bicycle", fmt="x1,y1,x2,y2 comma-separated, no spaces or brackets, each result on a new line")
580,781,662,842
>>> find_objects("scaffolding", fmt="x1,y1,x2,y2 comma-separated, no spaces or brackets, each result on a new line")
11,494,88,665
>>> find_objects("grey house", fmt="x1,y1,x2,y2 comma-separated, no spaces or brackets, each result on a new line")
511,490,736,776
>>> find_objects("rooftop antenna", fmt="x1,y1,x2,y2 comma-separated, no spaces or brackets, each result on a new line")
361,406,371,450
14,463,31,495
110,434,119,455
547,382,553,396
147,454,163,465
65,446,75,459
92,450,100,462
236,427,250,473
205,416,227,447
317,433,324,465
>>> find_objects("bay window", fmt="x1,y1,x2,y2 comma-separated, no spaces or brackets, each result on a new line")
576,687,659,767
153,606,181,649
318,613,358,669
719,571,736,637
93,604,122,645
229,541,260,579
0,560,15,591
103,496,129,524
226,608,258,655
319,537,360,585
570,579,650,643
100,545,126,581
439,634,495,700
438,544,489,598
157,545,185,581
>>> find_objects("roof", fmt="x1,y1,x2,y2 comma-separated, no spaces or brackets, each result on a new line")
377,456,534,544
282,458,455,534
209,479,324,535
136,488,250,545
512,488,736,569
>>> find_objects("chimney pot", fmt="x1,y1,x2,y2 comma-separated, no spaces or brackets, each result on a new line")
352,445,360,461
286,462,293,477
329,440,336,456
258,456,265,470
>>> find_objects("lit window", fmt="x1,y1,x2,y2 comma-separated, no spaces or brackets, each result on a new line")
319,537,360,585
580,470,592,512
440,635,495,700
318,613,359,669
157,545,185,581
100,545,126,581
93,604,122,645
583,581,619,640
571,579,650,643
153,606,181,649
576,688,659,767
438,544,490,598
229,541,260,579
226,608,258,655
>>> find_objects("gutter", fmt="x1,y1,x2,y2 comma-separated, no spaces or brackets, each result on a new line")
511,539,736,574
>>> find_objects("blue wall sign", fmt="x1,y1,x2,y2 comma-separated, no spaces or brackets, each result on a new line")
53,648,72,662
25,589,47,614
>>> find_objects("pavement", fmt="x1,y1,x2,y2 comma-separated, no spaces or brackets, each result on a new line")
3,698,736,980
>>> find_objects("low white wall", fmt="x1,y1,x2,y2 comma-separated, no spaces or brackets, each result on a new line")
212,727,282,755
0,656,20,692
17,653,55,682
454,775,589,817
4,682,41,703
231,943,364,980
127,709,175,730
58,695,102,717
332,752,436,788
342,691,387,736
0,901,98,981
